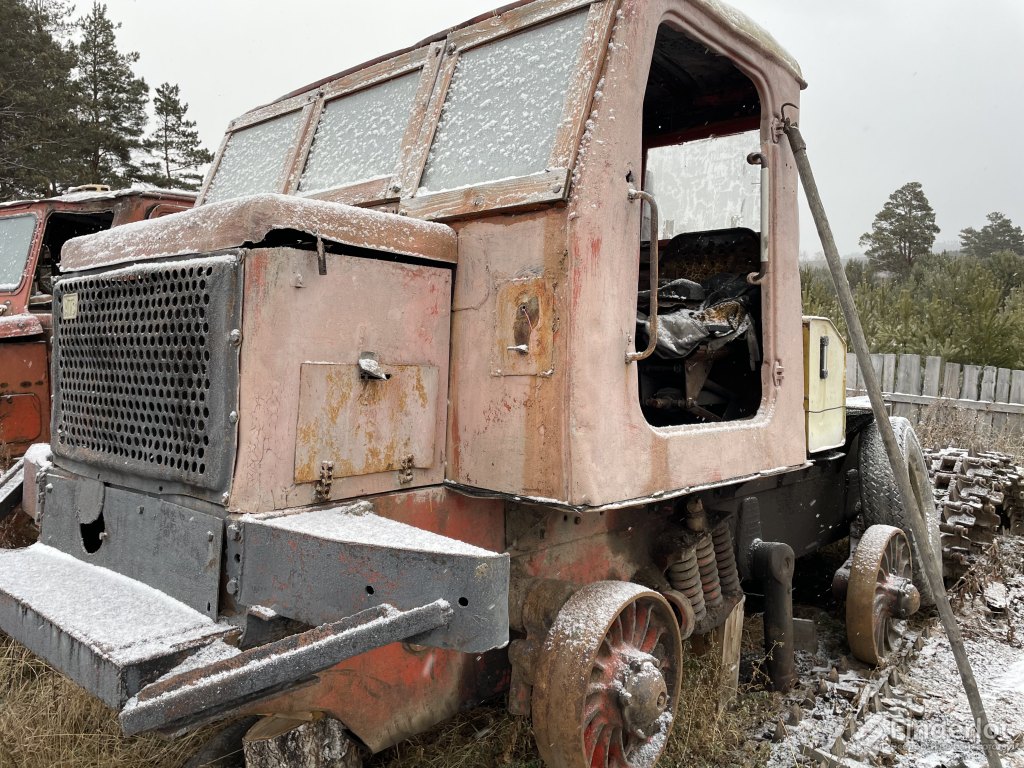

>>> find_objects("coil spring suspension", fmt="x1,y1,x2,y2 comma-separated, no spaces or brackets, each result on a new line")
713,523,741,597
696,533,723,609
666,547,706,623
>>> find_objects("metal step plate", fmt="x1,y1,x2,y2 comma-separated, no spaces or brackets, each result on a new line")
0,543,234,708
238,501,509,653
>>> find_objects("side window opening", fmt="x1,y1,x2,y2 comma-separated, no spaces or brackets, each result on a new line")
33,211,114,304
636,23,764,427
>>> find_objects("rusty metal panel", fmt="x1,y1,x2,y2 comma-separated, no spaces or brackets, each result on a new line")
0,543,232,709
492,278,555,377
0,337,49,456
38,470,224,619
551,1,807,506
61,195,457,273
234,247,451,511
447,212,570,500
0,394,42,443
120,600,452,736
237,501,509,653
294,362,438,483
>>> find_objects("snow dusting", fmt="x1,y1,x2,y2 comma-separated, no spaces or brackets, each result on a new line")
419,9,588,193
0,543,228,666
299,73,420,193
60,193,455,272
257,504,496,557
0,213,37,290
646,129,761,237
205,111,304,203
22,442,51,473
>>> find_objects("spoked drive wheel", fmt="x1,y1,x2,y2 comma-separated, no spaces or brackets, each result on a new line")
846,524,921,665
532,581,682,768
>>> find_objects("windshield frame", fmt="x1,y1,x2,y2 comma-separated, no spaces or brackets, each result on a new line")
197,0,616,221
0,212,41,299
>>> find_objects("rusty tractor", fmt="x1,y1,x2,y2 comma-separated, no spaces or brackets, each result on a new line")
0,2,938,767
0,186,194,514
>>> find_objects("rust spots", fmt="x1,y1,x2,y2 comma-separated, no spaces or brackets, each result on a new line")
294,362,438,485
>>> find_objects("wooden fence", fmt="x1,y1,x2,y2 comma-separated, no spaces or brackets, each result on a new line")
845,352,1024,432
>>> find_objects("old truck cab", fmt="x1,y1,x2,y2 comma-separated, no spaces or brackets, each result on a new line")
0,188,193,458
0,3,923,767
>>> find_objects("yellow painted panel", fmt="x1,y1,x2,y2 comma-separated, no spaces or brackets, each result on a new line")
803,316,847,453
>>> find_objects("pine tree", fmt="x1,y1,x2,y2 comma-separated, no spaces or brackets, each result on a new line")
959,212,1024,258
0,0,79,197
140,83,213,190
71,2,148,186
858,182,939,277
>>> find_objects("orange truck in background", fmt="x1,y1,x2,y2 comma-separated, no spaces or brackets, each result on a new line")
0,187,193,512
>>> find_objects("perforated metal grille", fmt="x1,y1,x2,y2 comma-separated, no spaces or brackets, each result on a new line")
52,256,241,492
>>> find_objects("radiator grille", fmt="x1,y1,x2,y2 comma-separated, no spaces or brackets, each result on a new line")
52,256,241,493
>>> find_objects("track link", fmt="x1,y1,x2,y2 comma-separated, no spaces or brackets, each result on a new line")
924,448,1024,579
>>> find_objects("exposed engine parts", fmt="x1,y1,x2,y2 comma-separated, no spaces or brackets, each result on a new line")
925,448,1024,579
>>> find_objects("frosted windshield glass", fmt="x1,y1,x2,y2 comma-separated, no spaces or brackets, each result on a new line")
646,130,761,237
205,111,303,203
420,9,589,193
299,73,420,193
0,215,37,291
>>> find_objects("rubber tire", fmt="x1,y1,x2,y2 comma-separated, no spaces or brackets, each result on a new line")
858,416,942,606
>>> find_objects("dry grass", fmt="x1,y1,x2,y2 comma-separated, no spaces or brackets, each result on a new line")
367,632,778,768
0,637,211,768
366,706,539,768
914,400,1024,463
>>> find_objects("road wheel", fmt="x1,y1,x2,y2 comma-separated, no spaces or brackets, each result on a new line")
532,582,682,768
846,524,920,664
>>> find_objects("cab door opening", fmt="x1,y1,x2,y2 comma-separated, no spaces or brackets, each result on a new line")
636,22,764,427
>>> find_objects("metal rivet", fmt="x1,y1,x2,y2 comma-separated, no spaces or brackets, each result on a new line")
226,579,238,595
229,411,238,424
207,531,215,542
222,492,230,505
229,329,242,347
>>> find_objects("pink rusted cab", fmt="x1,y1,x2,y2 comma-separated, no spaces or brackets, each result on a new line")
64,0,808,513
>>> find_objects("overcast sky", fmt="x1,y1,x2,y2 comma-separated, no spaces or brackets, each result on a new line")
70,0,1024,255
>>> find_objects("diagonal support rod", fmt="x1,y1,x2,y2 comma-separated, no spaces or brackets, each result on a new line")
782,117,1003,768
120,599,453,736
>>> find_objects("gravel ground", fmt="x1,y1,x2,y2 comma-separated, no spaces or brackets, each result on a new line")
757,536,1024,768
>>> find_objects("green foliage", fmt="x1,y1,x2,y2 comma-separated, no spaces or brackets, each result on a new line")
140,82,214,190
801,254,1024,369
859,182,939,277
960,212,1024,258
0,0,79,196
1,1,215,197
71,1,149,186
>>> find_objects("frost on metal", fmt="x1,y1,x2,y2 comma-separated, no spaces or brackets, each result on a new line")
60,193,457,272
0,213,37,291
646,129,761,236
698,0,804,85
258,504,496,557
419,8,589,193
299,73,420,194
206,111,304,204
